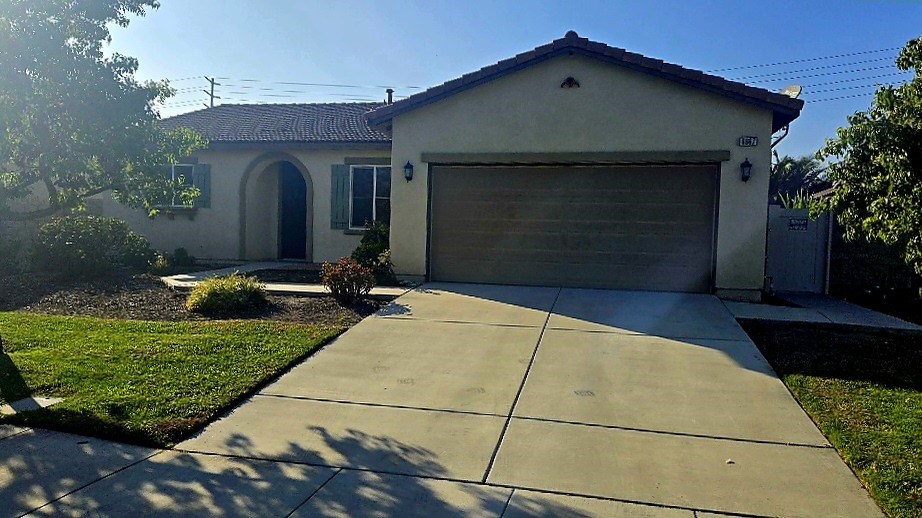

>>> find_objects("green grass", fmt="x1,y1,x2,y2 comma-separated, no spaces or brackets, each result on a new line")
741,321,922,518
0,312,341,447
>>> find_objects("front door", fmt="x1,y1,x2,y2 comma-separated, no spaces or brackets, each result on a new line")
279,162,307,260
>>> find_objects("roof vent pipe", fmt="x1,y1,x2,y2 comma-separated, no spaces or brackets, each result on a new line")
386,88,394,104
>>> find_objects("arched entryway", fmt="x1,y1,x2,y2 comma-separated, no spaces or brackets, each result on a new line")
239,154,313,261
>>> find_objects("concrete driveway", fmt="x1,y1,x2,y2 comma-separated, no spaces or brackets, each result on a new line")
32,284,882,517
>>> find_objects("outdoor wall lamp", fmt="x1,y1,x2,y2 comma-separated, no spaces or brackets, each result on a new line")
403,161,414,182
740,158,753,182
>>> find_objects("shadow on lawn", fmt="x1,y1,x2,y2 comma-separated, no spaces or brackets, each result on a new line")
0,352,30,404
20,427,592,517
741,320,922,390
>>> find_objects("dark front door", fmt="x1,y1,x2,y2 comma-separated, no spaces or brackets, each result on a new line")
279,162,307,259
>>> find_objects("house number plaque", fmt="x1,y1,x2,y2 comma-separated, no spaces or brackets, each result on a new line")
788,218,808,231
738,136,759,147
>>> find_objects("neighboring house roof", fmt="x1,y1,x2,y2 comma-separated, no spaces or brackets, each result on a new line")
161,103,392,145
367,31,804,132
812,186,837,199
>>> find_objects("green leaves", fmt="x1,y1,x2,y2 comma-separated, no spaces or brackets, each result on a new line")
0,0,205,221
819,37,922,278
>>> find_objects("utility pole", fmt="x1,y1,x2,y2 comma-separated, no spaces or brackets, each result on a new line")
203,76,221,108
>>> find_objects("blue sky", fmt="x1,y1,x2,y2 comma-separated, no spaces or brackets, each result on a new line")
108,1,922,159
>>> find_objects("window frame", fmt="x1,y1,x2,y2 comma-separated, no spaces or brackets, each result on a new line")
348,164,391,230
166,163,196,208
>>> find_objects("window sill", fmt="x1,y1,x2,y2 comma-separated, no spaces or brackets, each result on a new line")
155,206,198,221
343,228,366,236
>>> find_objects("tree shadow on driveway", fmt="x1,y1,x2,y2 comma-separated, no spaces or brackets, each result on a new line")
21,426,594,517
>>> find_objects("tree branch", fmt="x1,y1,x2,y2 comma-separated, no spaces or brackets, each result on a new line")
1,204,63,221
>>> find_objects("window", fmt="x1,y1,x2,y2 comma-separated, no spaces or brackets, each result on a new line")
158,163,211,209
350,165,390,228
167,164,195,207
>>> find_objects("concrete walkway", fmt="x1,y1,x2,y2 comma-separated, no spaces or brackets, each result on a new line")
160,261,410,299
724,291,921,331
4,285,883,516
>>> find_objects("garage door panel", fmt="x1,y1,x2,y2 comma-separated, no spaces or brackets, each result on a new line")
430,165,716,292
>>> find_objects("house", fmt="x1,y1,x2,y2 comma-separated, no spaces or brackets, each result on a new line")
99,31,803,301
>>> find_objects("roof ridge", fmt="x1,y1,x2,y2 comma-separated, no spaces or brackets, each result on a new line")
366,31,803,132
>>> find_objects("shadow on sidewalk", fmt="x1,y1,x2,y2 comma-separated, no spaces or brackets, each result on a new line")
24,426,595,517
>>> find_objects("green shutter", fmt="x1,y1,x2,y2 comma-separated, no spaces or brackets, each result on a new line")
331,164,350,229
192,164,211,208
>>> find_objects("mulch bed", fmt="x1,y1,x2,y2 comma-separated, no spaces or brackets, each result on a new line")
249,268,322,284
0,271,381,326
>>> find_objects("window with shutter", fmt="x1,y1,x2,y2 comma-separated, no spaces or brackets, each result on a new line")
158,163,209,209
330,164,350,229
348,165,391,229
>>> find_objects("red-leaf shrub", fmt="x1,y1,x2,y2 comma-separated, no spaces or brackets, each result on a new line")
321,257,375,304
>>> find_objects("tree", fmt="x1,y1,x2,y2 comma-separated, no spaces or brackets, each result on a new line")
0,0,205,221
769,151,827,204
818,37,922,277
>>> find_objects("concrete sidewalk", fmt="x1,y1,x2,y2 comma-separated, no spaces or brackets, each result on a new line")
160,261,410,299
724,291,921,331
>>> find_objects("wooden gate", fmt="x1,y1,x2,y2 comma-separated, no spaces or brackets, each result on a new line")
766,206,830,293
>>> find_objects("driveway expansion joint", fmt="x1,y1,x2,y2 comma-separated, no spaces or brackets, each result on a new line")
378,316,543,329
482,287,562,483
547,326,755,342
0,426,30,442
285,467,343,518
254,393,507,419
509,415,833,449
24,448,165,517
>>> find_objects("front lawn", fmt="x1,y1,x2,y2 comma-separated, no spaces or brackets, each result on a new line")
741,320,922,517
0,312,341,447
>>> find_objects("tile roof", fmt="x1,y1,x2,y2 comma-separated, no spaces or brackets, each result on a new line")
161,103,392,143
367,31,804,132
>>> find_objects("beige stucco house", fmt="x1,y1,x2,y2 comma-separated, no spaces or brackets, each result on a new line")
100,31,802,300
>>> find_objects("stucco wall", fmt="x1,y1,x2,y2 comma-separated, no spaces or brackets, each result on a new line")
387,54,774,295
98,147,390,263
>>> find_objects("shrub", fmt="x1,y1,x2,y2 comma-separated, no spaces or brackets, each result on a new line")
36,216,153,277
321,257,375,304
172,247,196,267
185,273,268,317
148,247,197,275
351,221,397,285
148,252,172,275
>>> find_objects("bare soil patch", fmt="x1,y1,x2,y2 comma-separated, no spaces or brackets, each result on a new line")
0,271,381,326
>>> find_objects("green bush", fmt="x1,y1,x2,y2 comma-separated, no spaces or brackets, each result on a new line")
172,247,196,267
321,257,375,305
148,252,172,275
36,216,153,277
148,247,197,275
185,274,268,317
351,221,397,285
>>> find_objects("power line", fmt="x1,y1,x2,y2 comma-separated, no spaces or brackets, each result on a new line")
801,72,910,88
743,64,897,84
803,83,893,96
808,92,878,103
708,46,901,72
215,77,423,90
727,56,896,81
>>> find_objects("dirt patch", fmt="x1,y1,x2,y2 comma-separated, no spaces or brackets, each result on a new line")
0,271,382,326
